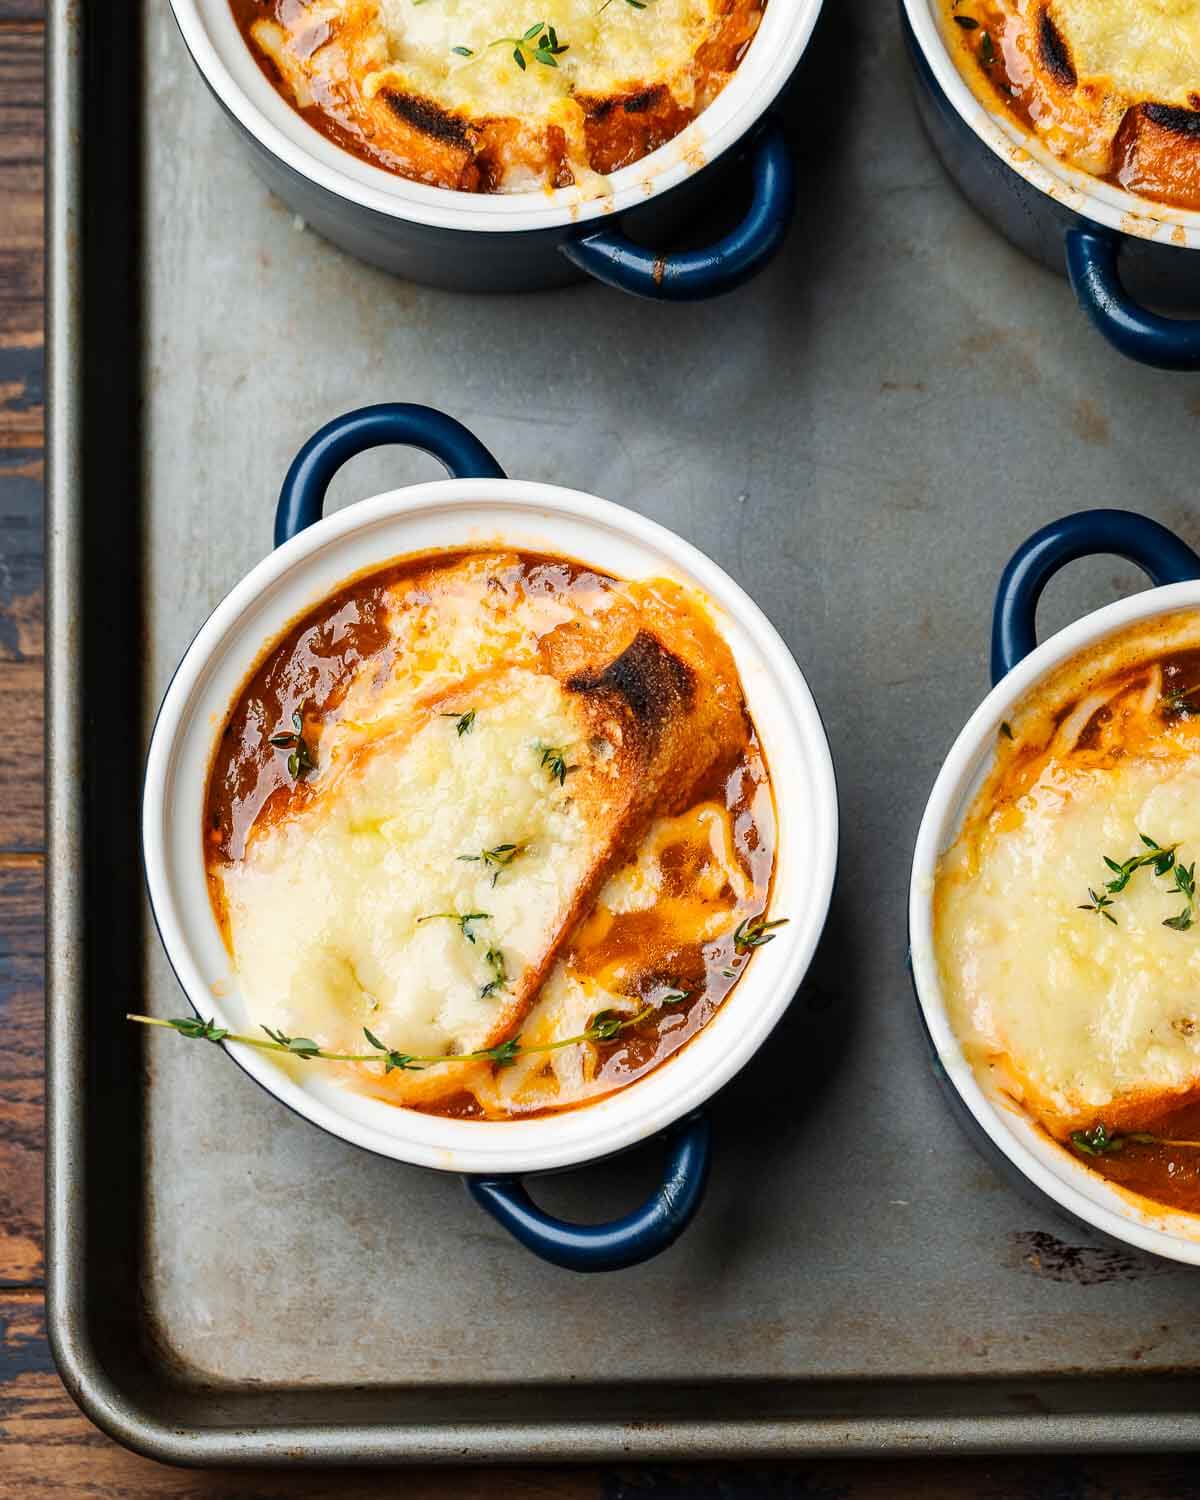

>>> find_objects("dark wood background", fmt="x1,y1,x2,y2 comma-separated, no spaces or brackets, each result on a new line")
2,7,1199,1494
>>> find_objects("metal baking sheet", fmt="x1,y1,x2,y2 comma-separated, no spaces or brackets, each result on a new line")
46,0,1200,1465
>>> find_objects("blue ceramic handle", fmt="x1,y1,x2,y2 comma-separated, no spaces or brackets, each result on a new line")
560,124,794,301
275,403,505,545
991,509,1200,683
1065,229,1200,372
465,1111,712,1271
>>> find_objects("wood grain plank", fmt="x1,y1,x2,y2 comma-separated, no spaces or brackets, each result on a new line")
0,447,42,856
0,21,44,856
0,24,42,344
0,859,42,1286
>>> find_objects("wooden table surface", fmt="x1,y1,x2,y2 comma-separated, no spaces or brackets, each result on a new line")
3,8,1199,1496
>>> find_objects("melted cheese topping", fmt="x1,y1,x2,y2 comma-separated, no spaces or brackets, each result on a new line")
208,550,774,1118
1050,0,1200,107
220,669,591,1065
369,0,715,112
238,0,761,191
936,613,1200,1136
940,0,1200,210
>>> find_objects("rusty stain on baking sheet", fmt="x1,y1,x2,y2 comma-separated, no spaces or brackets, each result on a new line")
1007,1231,1169,1285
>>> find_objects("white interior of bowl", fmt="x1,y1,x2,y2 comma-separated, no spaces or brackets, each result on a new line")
902,0,1200,250
909,580,1200,1265
143,480,838,1175
170,0,821,233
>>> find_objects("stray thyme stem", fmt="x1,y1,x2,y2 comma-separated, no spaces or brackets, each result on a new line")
417,910,490,943
127,1001,666,1073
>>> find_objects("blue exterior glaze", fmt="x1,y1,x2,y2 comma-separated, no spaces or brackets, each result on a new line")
903,9,1200,367
185,22,798,297
274,403,505,545
466,1112,712,1272
270,405,713,1271
1066,230,1200,372
991,509,1200,683
561,125,795,301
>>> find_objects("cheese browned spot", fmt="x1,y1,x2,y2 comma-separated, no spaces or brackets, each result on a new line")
231,0,764,192
940,0,1200,211
205,550,777,1119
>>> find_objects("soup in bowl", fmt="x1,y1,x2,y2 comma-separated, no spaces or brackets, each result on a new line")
911,508,1200,1263
142,402,838,1269
231,0,766,194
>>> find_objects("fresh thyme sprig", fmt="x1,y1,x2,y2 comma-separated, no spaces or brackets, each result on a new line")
417,910,490,943
490,21,568,71
1070,1123,1159,1157
127,1001,665,1073
1078,887,1117,925
458,843,525,885
1081,835,1198,929
440,708,476,736
1102,835,1177,893
269,705,316,781
1069,1122,1200,1157
536,742,576,786
733,914,789,953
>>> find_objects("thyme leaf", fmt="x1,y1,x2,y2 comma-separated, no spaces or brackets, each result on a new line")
1164,861,1197,931
733,914,789,953
1103,834,1177,893
479,946,507,999
536,742,576,786
363,1026,425,1073
439,708,476,735
1078,887,1118,924
260,1025,321,1059
489,21,568,70
481,1036,522,1066
1070,1123,1160,1157
161,1015,228,1043
268,705,317,780
458,842,525,885
978,28,996,66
